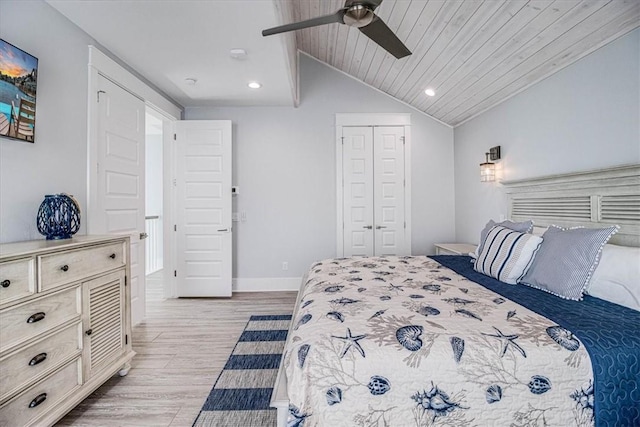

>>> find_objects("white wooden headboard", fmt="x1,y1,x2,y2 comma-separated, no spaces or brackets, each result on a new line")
501,164,640,247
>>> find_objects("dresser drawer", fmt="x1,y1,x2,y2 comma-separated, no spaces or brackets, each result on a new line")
0,257,35,306
0,322,82,402
38,242,125,291
0,358,81,427
0,287,81,354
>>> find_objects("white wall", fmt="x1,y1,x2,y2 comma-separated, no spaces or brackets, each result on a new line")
0,1,96,243
0,1,180,244
187,54,455,280
454,29,640,246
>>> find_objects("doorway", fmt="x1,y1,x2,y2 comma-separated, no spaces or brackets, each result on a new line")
145,110,164,303
87,46,182,324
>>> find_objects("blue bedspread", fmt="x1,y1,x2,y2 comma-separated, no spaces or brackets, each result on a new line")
432,255,640,427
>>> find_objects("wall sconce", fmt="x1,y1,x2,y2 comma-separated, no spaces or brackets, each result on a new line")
480,146,501,182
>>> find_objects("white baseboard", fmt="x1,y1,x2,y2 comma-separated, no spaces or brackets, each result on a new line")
232,277,302,292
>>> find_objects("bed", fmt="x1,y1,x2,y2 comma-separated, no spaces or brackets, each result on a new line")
271,164,640,427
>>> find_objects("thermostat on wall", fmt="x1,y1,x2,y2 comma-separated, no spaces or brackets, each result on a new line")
232,186,239,195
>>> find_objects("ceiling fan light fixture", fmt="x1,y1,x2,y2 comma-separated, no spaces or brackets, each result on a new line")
248,81,262,89
424,88,435,97
343,5,374,28
261,0,412,59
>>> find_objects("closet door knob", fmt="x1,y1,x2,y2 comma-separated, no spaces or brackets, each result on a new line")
109,253,116,259
60,264,69,272
375,225,387,229
85,328,93,336
363,225,373,229
0,279,10,288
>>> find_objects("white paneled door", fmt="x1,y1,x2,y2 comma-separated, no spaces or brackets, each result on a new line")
175,121,232,297
342,127,374,256
94,74,146,325
374,126,406,256
342,125,407,257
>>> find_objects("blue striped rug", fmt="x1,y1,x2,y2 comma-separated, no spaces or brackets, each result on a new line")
192,314,292,427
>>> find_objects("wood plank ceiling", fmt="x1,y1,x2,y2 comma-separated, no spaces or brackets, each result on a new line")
285,0,640,126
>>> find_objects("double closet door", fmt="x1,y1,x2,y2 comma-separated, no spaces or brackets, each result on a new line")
342,126,408,257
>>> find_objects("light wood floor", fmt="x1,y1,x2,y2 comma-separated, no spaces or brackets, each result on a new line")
145,270,165,302
56,285,297,427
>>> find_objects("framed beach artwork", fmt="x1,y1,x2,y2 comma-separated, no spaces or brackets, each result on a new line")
0,39,38,142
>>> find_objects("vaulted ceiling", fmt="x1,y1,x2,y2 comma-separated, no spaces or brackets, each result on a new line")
48,0,639,127
281,0,639,126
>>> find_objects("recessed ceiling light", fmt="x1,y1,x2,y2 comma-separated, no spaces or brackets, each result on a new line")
248,82,262,89
185,78,198,86
424,88,435,97
230,48,247,59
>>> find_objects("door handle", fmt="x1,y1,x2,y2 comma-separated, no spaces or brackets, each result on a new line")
375,226,387,229
217,228,230,232
363,225,373,229
140,232,149,240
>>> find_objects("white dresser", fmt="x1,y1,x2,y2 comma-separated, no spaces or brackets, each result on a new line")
0,235,135,427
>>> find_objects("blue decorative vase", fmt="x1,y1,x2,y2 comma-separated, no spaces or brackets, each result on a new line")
36,194,81,240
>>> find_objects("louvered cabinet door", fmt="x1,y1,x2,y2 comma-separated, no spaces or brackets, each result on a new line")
82,270,126,380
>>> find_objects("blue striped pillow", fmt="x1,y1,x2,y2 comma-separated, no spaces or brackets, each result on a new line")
520,225,619,300
474,225,543,284
473,219,534,258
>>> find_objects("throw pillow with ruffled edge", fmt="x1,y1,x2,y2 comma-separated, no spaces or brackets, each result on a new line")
519,225,619,301
472,219,534,258
473,225,543,284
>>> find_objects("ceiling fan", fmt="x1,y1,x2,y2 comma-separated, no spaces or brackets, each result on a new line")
262,0,411,59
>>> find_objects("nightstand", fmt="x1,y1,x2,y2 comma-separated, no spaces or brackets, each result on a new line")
434,243,477,256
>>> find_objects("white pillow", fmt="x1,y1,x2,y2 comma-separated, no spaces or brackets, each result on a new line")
586,244,640,311
531,225,548,237
474,225,543,284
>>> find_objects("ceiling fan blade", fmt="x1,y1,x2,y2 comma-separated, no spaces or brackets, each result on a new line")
345,0,383,9
262,10,345,36
359,15,411,59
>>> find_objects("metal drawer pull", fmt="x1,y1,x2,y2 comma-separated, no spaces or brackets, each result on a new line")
28,353,47,366
60,264,69,272
27,312,46,323
375,225,387,229
109,253,116,259
1,279,10,288
85,328,93,336
363,225,373,229
28,393,47,408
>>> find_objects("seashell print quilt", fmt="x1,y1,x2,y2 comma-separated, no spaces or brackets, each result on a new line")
283,256,596,426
